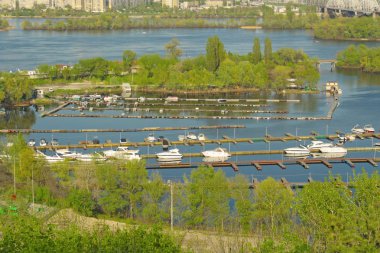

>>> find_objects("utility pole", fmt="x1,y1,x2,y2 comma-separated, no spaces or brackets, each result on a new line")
169,180,174,231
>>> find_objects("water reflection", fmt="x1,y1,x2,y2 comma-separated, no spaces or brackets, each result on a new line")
0,107,36,129
202,156,229,163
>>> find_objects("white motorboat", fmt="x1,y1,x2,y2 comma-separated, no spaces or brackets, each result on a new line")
76,152,107,162
178,135,185,141
103,147,140,160
311,152,346,158
186,132,197,140
55,149,82,159
35,150,63,163
39,138,47,147
364,124,375,133
156,148,182,161
351,124,365,134
27,139,36,147
307,140,333,150
315,146,347,157
284,145,310,156
198,133,206,141
374,143,380,147
145,134,157,142
202,147,231,158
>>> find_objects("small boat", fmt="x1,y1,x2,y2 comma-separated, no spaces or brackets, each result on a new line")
374,143,380,147
103,147,140,160
51,139,59,146
161,138,170,150
312,146,347,157
76,152,106,162
35,150,63,163
306,141,333,150
27,139,36,147
217,98,227,103
39,138,47,147
186,132,197,140
120,138,128,144
284,145,310,156
156,148,182,162
351,124,365,134
202,147,231,158
198,133,206,141
55,149,82,159
165,96,179,102
145,134,157,142
178,135,185,141
363,124,375,133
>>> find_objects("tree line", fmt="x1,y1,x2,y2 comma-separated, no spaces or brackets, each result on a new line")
314,17,380,40
336,44,380,73
21,14,256,31
0,135,379,252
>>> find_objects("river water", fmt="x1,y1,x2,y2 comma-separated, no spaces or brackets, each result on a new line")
1,18,380,182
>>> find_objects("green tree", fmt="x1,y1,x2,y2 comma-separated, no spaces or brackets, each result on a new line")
184,166,230,230
230,174,253,232
264,37,272,64
122,50,136,72
205,36,226,72
165,38,183,60
253,177,293,238
66,188,95,216
251,37,261,64
142,172,169,223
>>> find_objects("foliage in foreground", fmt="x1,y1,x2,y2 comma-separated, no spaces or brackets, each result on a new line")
1,137,380,252
0,216,180,253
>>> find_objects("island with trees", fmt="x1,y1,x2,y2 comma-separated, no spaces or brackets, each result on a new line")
336,45,380,73
314,17,380,41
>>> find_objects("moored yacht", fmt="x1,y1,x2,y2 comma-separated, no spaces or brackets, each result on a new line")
27,139,36,147
39,138,47,147
76,152,106,162
284,145,310,156
363,124,375,133
35,150,63,163
202,147,231,158
307,141,333,150
145,134,157,142
103,147,140,160
55,149,82,159
156,148,182,162
351,124,365,134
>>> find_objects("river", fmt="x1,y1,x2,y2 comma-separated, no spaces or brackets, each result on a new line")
1,18,380,182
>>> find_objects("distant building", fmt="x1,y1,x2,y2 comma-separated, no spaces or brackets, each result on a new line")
180,1,198,9
0,0,17,8
162,0,178,8
205,0,223,7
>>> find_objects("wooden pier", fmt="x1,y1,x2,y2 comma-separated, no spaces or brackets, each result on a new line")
145,157,379,171
40,102,71,117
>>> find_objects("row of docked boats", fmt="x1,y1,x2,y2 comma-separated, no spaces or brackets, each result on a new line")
284,141,347,158
351,124,375,134
156,147,231,163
